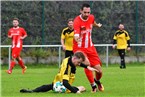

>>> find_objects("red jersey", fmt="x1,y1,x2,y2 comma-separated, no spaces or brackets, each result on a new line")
73,14,95,50
8,27,27,48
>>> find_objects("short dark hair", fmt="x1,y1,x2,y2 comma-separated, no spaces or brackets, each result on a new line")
13,18,19,21
81,3,90,10
119,23,124,25
74,51,85,61
67,18,73,23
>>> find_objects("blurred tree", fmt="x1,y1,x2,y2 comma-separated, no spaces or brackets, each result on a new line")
1,1,145,57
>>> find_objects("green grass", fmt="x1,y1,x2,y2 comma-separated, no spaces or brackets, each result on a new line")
1,63,145,97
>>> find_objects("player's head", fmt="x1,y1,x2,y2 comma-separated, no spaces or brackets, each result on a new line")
80,3,91,20
119,24,124,30
67,18,73,29
13,18,19,27
72,51,85,66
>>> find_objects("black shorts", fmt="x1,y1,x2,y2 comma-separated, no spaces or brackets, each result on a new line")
65,50,73,58
118,49,125,56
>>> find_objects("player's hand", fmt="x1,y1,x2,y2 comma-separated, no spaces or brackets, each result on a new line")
77,38,81,45
20,37,25,39
112,44,115,49
97,23,102,28
77,41,81,45
127,47,131,51
8,35,13,38
76,90,81,94
87,66,99,72
20,35,27,40
20,37,23,39
74,36,81,45
62,46,66,51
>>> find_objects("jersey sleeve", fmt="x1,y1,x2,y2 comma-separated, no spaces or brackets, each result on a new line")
61,29,65,39
63,79,78,93
80,63,88,68
113,35,117,40
124,31,130,40
8,29,11,37
21,28,27,36
73,17,80,36
113,31,117,40
91,15,95,24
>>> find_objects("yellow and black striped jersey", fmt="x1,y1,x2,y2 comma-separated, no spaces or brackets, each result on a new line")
61,27,74,51
113,30,130,49
53,57,75,85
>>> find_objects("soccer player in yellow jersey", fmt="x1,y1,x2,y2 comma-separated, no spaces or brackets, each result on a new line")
20,51,97,94
61,18,74,58
112,24,131,69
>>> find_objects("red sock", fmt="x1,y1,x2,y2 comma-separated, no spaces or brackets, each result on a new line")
96,72,102,81
10,61,16,70
18,59,25,69
84,68,94,84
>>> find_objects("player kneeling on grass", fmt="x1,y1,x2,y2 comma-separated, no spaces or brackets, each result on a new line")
20,51,97,94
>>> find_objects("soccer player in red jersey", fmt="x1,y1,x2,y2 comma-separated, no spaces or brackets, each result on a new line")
6,18,27,74
73,4,104,92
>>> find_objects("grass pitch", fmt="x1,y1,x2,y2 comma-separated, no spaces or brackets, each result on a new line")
1,63,145,97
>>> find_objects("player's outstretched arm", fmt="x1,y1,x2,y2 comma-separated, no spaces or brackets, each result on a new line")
61,39,66,51
93,21,102,28
80,63,99,72
87,66,99,72
63,79,78,93
112,39,116,49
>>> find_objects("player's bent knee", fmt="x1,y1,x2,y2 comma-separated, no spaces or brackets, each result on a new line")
18,57,22,60
11,56,17,60
98,70,102,74
94,65,102,73
12,55,17,59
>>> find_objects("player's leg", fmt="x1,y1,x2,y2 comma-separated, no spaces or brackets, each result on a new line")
84,68,97,92
121,49,126,68
17,56,27,74
87,46,104,92
80,51,96,92
118,49,126,68
118,49,123,68
33,84,53,92
17,57,25,69
81,53,97,92
93,65,104,91
73,49,96,92
6,48,17,74
6,57,16,74
16,48,27,74
20,84,53,93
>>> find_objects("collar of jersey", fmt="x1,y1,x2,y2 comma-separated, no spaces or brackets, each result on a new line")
79,15,89,21
13,26,20,29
